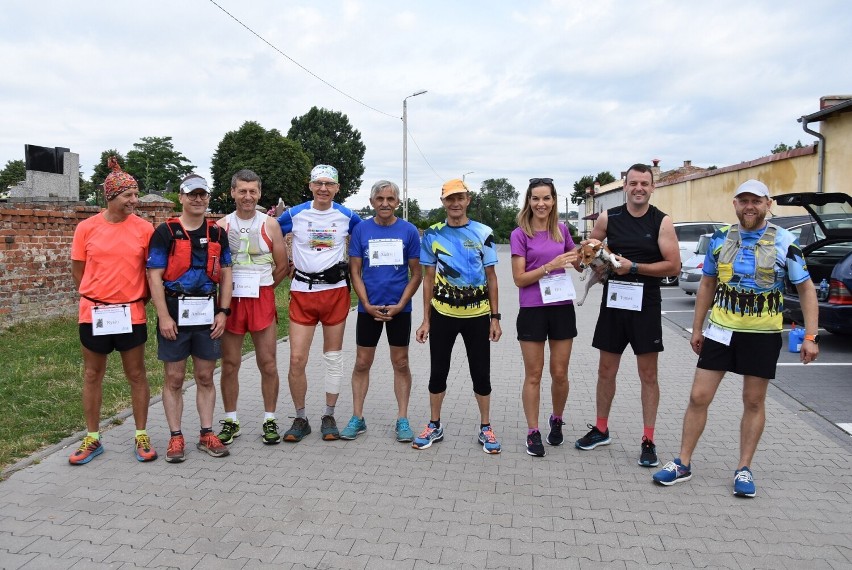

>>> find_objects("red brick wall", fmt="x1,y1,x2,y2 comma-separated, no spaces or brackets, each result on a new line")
0,200,222,329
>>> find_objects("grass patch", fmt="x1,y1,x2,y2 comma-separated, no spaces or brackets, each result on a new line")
0,282,303,473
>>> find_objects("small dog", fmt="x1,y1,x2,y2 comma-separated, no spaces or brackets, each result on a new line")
576,241,621,306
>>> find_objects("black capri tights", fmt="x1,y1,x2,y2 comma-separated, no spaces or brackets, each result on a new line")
427,308,492,396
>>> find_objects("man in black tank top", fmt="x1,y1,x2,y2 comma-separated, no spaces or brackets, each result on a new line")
574,164,681,468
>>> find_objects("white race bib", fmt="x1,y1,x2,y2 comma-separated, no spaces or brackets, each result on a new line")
233,273,261,298
539,272,576,303
178,297,215,326
703,323,733,346
605,280,644,311
368,239,404,267
91,305,133,336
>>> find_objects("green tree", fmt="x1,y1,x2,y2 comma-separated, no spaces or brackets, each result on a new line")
400,198,422,224
0,159,26,192
287,106,366,203
771,140,804,154
125,136,195,193
570,171,616,205
470,178,519,242
210,121,312,214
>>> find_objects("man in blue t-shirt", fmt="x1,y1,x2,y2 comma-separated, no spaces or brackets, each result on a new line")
339,180,422,443
653,179,820,497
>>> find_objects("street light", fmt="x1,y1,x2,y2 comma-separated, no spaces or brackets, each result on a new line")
462,171,474,183
402,90,427,221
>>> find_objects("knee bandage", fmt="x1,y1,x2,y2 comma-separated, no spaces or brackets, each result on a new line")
323,351,343,394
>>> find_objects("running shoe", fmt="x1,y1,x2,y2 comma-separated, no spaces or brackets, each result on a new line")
197,432,230,458
134,434,158,462
283,418,311,442
546,415,565,446
478,426,502,454
217,419,241,445
575,424,611,450
340,416,367,440
638,436,659,467
262,419,281,445
733,467,756,497
395,417,414,443
526,431,546,457
68,436,103,465
166,435,185,463
652,458,692,486
412,422,444,450
320,415,340,440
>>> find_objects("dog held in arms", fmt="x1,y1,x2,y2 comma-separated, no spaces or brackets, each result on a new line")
576,240,621,306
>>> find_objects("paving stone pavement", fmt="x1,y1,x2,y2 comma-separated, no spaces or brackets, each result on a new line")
2,246,852,569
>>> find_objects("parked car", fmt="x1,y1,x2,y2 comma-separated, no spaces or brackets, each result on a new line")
663,221,726,285
679,232,714,295
776,192,852,335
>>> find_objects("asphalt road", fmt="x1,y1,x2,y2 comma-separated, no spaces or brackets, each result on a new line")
660,284,852,437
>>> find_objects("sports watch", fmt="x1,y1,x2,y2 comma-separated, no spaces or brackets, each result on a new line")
804,334,820,344
216,307,232,316
490,313,502,321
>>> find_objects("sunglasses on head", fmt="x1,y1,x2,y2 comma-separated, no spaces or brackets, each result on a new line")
529,178,554,186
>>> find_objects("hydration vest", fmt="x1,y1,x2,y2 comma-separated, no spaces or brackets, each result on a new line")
717,223,778,289
161,217,222,284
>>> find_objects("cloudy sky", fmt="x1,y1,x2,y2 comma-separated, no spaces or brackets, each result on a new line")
2,1,850,211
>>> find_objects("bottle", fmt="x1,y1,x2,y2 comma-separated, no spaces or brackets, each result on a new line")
819,279,829,301
788,322,804,353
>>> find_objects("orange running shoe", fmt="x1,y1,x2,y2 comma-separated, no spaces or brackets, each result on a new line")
197,432,229,458
134,434,158,462
69,435,103,465
165,435,186,463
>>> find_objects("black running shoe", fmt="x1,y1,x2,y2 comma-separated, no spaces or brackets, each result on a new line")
575,424,611,450
638,436,659,467
526,431,546,457
546,415,565,446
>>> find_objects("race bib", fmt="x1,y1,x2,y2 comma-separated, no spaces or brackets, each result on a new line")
233,272,261,298
605,280,643,311
703,323,733,346
539,272,576,303
91,305,133,336
368,239,404,267
178,297,215,326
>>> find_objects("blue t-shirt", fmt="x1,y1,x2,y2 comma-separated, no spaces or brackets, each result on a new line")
703,223,810,332
348,217,421,312
420,219,498,318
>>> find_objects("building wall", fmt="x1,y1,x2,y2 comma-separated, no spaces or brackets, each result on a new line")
822,111,852,195
0,200,220,329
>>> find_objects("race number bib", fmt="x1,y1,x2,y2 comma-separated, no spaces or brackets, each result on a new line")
368,239,404,267
539,272,576,303
91,305,133,336
605,280,643,311
233,273,261,298
703,323,733,346
178,297,215,326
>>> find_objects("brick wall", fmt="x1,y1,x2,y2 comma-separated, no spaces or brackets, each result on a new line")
0,200,222,329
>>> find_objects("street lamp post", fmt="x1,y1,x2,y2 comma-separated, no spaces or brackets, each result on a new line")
402,90,427,221
462,171,474,183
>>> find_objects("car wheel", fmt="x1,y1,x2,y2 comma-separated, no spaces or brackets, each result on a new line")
661,275,678,286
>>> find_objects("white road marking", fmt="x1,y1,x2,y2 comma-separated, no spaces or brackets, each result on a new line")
776,363,852,366
838,424,852,436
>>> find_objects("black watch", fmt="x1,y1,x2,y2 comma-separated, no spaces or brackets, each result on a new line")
490,313,501,321
216,307,232,316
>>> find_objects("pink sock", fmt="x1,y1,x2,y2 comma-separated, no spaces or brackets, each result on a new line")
643,427,655,442
528,428,539,435
596,417,608,432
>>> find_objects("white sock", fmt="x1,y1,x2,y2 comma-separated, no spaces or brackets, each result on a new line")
225,411,238,423
264,412,276,421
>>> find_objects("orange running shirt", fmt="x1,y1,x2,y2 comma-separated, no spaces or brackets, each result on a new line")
71,212,154,324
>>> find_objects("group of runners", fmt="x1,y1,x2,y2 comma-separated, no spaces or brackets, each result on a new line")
70,160,820,498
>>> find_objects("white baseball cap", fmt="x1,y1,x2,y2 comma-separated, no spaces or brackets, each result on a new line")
734,179,770,198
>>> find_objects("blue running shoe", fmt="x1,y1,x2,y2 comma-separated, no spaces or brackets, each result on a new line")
733,467,756,497
478,426,502,454
340,416,367,440
395,417,414,442
652,458,692,486
412,422,443,450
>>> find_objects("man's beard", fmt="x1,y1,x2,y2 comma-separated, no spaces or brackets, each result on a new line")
737,211,766,230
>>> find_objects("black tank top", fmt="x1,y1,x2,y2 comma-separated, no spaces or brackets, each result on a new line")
603,204,667,305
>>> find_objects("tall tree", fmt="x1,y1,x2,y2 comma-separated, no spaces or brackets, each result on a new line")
124,136,195,193
287,106,366,203
210,121,312,214
570,171,616,205
470,178,519,242
771,140,804,154
0,159,26,192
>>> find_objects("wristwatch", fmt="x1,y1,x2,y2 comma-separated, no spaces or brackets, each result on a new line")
216,307,232,316
804,334,820,344
630,262,638,275
490,313,501,321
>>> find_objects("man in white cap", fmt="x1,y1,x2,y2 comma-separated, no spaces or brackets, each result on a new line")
277,165,361,442
653,179,819,497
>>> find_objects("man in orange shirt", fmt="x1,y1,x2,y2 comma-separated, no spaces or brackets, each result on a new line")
69,157,157,465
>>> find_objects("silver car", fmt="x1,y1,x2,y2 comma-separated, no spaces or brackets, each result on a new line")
679,233,714,295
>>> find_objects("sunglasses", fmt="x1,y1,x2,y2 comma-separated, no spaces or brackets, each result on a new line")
529,178,554,186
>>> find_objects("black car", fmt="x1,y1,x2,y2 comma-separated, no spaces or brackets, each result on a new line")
775,192,852,336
